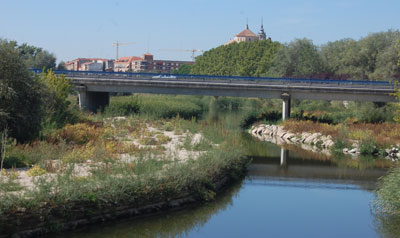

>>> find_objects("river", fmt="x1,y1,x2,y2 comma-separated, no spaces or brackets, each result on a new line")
47,110,392,238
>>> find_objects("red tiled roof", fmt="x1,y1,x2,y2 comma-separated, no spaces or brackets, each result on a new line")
67,58,111,63
235,29,257,37
90,58,110,61
117,56,142,62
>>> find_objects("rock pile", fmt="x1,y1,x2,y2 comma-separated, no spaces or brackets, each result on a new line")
250,124,400,161
385,147,400,161
249,124,334,153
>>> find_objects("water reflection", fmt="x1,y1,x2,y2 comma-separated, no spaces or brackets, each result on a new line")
280,148,288,167
245,136,387,191
45,181,244,238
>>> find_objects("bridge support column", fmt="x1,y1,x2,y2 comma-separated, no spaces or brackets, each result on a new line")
79,91,109,113
281,93,291,121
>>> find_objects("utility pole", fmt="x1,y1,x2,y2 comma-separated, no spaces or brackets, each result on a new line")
112,41,136,60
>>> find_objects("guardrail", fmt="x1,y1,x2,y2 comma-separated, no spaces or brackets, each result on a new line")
30,68,393,86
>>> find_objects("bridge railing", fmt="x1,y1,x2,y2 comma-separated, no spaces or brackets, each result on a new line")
29,68,394,86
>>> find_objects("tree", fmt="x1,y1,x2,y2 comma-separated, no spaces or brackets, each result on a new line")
40,70,77,128
321,30,400,80
270,38,325,78
57,61,67,70
17,42,56,69
320,39,361,79
0,39,44,142
190,40,281,77
394,41,400,122
172,64,192,74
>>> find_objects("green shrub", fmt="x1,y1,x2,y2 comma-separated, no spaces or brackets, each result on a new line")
359,139,377,154
332,139,349,154
26,165,46,176
240,110,281,128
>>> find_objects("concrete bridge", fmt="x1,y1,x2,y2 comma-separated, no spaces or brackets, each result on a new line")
31,69,397,120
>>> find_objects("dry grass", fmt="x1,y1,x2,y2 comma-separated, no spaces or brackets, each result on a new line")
349,123,400,147
282,119,400,148
281,119,340,137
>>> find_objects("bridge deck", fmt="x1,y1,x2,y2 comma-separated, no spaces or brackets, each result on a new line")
30,69,398,114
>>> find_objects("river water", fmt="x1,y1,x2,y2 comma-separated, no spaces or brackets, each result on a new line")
50,129,391,238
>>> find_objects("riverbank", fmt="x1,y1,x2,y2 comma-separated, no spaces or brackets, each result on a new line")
250,119,400,161
0,116,250,237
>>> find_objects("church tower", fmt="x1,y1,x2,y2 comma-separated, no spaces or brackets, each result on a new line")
258,19,267,40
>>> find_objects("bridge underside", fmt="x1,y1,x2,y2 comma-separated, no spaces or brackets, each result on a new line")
74,79,397,119
78,91,109,113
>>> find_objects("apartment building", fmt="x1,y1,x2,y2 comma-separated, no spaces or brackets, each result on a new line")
114,53,193,73
65,58,114,71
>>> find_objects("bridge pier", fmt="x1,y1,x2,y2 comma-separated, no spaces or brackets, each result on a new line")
281,93,291,121
78,91,109,113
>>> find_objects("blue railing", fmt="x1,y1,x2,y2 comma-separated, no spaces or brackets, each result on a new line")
29,68,393,86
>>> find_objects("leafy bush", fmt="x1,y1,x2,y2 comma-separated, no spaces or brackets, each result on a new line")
40,70,79,128
57,123,104,145
359,139,377,155
26,165,46,176
331,139,349,154
240,110,281,128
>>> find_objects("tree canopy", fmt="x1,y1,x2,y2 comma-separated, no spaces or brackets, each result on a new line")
172,64,192,74
0,39,76,142
0,39,44,142
190,30,400,81
271,38,325,78
5,41,57,70
190,40,282,77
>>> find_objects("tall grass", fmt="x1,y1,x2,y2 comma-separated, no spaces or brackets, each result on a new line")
105,95,206,119
374,167,400,237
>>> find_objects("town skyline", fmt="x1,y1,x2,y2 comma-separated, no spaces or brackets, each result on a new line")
1,0,400,62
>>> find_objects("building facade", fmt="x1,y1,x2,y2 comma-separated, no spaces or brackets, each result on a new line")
113,54,193,73
65,58,114,71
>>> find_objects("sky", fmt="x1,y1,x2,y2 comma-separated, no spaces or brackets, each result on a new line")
1,0,399,63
